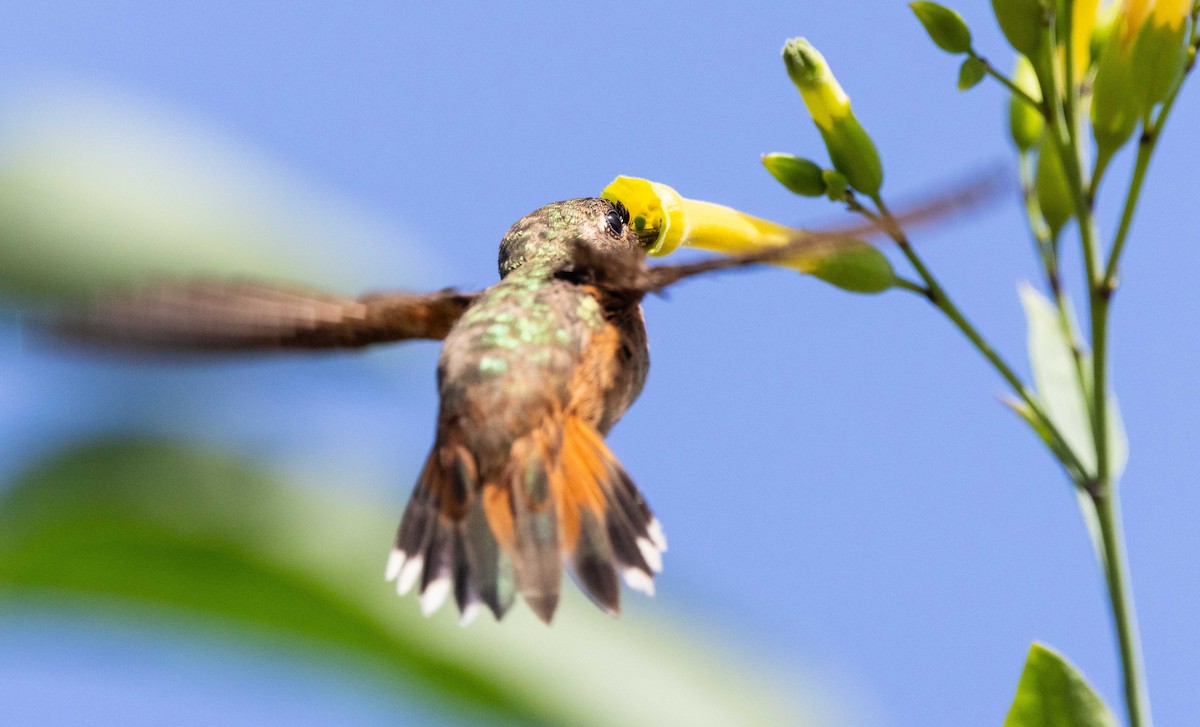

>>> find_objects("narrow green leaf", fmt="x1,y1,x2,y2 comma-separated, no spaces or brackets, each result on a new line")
958,57,987,90
1000,396,1055,451
1018,284,1093,473
1003,643,1118,727
0,439,832,727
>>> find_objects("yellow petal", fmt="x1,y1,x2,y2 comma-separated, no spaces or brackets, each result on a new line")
1072,0,1101,78
1152,0,1190,31
602,176,791,258
1122,0,1153,45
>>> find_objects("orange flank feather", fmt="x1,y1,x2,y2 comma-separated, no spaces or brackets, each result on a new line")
554,416,610,553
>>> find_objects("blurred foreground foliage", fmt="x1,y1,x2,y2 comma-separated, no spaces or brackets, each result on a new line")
0,439,823,726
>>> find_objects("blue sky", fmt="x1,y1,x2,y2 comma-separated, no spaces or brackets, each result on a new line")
1,2,1198,725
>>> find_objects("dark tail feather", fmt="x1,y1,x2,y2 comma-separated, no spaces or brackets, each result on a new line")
389,439,522,624
505,434,564,624
557,416,665,612
571,510,621,615
464,492,517,622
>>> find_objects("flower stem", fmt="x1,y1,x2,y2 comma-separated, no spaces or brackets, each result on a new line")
1094,490,1151,727
975,53,1044,113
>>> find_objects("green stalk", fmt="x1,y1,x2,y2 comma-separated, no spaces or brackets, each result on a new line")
1094,490,1151,727
976,53,1044,111
1044,11,1146,725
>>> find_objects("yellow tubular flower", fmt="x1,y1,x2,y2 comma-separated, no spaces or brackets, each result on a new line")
601,176,896,293
602,177,792,257
1072,0,1101,79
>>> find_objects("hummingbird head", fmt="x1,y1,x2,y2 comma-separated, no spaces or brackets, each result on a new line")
497,198,645,280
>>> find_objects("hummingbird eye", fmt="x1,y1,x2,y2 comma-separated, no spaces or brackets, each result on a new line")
604,208,626,237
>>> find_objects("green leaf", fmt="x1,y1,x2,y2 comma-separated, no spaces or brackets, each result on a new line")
0,90,409,307
0,439,831,727
991,0,1045,58
1003,643,1118,727
958,57,987,91
1018,284,1093,472
910,2,973,54
1017,284,1129,481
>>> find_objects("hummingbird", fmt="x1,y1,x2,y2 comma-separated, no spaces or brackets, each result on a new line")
46,188,983,624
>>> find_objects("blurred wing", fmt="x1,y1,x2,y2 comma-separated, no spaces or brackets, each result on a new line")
44,280,477,352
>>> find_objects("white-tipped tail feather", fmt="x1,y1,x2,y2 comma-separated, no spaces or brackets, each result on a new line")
621,567,656,597
385,549,406,582
458,601,482,627
396,555,424,596
636,537,663,573
646,518,668,553
419,577,452,616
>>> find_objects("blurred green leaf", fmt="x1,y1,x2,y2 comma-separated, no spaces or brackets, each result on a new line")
1019,284,1093,471
1018,284,1129,483
910,2,973,54
0,89,418,307
958,57,987,91
0,439,832,727
1003,643,1117,727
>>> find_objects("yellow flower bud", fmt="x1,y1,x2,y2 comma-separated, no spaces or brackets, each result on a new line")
782,38,884,197
600,176,896,293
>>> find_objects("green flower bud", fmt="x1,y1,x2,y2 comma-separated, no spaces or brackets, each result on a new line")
782,38,884,197
803,240,897,294
911,2,974,54
761,153,827,197
822,169,849,201
1130,0,1190,110
1035,143,1072,237
1091,11,1142,159
1090,0,1120,62
958,56,987,90
991,0,1047,57
1009,56,1044,151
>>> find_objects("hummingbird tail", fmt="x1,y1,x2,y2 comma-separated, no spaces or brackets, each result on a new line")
553,416,666,617
386,418,666,625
